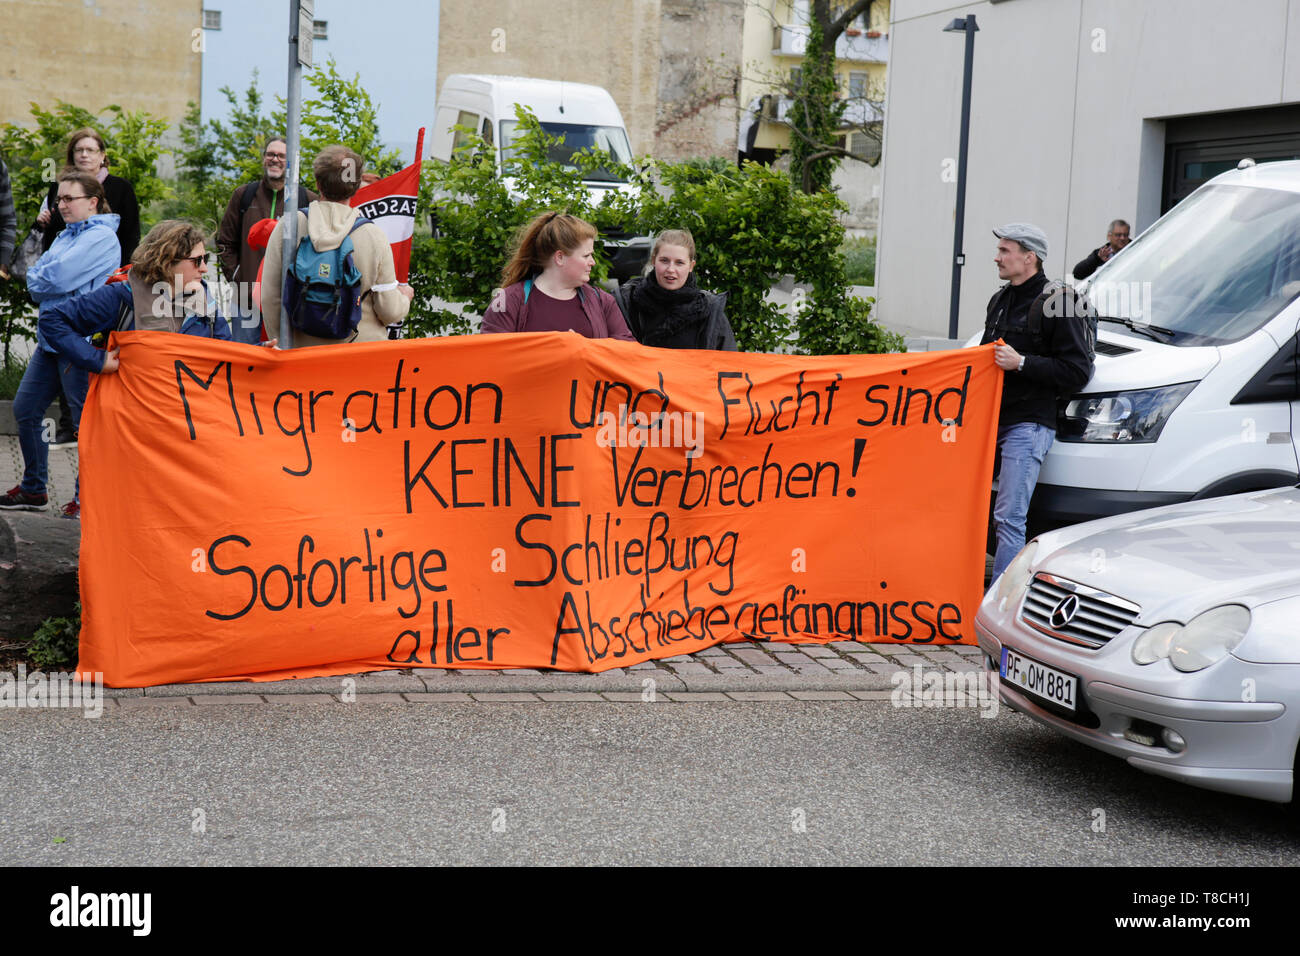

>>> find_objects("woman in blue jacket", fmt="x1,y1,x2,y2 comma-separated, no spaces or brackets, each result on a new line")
18,220,232,519
0,171,119,516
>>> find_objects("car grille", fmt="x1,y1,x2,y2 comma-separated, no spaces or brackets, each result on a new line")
1021,573,1141,648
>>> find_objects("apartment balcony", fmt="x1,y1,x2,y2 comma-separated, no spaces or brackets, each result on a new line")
771,23,889,63
757,94,882,127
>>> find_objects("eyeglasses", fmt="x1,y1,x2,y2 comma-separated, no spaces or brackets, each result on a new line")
264,152,287,161
73,146,103,155
55,194,90,205
176,254,206,268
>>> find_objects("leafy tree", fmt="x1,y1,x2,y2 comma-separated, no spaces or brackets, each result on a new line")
788,0,878,194
0,102,169,366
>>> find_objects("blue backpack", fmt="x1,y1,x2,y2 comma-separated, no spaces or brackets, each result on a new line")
283,216,371,339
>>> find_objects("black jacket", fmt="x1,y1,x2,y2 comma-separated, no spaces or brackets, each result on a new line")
1072,245,1110,280
980,270,1095,429
41,174,139,266
614,276,737,350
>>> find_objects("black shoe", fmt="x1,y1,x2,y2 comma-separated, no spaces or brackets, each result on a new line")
0,485,49,511
51,429,78,449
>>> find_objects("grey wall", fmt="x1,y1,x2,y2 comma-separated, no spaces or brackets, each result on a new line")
877,0,1300,339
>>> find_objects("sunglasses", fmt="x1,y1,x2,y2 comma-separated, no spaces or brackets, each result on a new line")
177,254,206,268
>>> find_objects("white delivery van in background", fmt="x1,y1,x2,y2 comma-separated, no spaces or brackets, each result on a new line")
430,74,650,283
1018,159,1300,535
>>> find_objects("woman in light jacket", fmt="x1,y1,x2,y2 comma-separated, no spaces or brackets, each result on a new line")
1,171,119,516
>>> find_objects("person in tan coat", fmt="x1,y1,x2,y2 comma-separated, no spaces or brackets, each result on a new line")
260,145,413,347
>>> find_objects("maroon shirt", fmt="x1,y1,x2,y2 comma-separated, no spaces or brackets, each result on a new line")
521,286,594,337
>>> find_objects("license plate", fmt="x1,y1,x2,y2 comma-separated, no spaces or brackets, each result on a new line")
1000,646,1078,712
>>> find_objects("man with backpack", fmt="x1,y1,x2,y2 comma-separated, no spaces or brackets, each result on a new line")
217,137,317,344
260,145,412,348
980,223,1095,583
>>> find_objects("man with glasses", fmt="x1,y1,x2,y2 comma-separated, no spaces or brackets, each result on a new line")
1072,219,1132,280
216,136,316,344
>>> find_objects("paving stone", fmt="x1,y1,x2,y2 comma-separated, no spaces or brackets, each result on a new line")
665,662,714,677
405,693,475,703
945,660,982,672
886,654,929,667
261,694,337,705
789,691,856,701
191,694,264,705
800,646,838,658
471,693,539,702
711,657,751,669
828,641,864,651
729,649,773,667
114,697,195,709
600,692,655,702
849,690,896,700
663,692,731,702
342,693,409,704
695,646,728,656
536,692,605,702
819,657,859,670
725,691,792,701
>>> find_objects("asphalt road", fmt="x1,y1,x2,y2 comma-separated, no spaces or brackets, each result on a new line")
2,698,1296,867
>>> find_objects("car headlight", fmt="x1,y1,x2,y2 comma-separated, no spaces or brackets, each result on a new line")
995,540,1038,605
1057,382,1197,443
1130,605,1250,671
1131,621,1180,665
1170,605,1250,672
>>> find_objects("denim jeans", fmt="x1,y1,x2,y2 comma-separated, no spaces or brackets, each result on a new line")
991,422,1056,582
13,347,87,496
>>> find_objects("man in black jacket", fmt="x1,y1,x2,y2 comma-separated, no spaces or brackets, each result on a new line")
1072,219,1130,280
981,223,1094,582
217,137,316,343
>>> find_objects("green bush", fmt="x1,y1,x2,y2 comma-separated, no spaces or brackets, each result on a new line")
0,101,169,367
841,236,876,286
0,356,27,401
29,603,80,670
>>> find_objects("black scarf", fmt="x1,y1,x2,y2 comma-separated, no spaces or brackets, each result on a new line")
630,271,710,347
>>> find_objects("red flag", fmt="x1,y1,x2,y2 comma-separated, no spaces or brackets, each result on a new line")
349,128,424,282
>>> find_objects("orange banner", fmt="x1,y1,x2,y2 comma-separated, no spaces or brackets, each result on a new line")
76,333,1003,687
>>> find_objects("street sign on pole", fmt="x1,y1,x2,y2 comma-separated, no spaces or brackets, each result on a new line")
297,0,314,68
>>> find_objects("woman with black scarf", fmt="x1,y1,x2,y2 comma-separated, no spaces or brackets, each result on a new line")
615,230,736,350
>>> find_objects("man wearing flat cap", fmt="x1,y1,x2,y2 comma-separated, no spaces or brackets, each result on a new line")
980,223,1094,583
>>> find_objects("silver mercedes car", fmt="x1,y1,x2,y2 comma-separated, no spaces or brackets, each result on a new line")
976,486,1300,803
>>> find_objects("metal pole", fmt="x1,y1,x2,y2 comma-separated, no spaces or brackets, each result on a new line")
947,14,977,340
279,0,304,349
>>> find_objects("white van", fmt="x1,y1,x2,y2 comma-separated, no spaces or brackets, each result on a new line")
1024,159,1300,533
430,74,649,282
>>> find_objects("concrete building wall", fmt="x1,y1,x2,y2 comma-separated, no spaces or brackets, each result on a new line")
654,0,746,161
436,0,663,155
877,0,1300,339
1,0,201,128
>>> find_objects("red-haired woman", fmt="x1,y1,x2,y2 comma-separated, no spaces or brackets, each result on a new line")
481,211,634,340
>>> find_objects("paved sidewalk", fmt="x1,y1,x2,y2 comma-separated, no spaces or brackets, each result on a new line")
3,435,990,703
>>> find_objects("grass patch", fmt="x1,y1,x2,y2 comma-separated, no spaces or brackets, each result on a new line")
0,356,26,401
840,235,876,286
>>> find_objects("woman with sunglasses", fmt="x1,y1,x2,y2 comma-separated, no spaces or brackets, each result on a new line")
29,221,234,518
36,127,140,265
0,171,120,515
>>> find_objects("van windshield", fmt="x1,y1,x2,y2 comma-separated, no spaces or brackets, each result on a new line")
499,120,632,182
1085,184,1300,346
